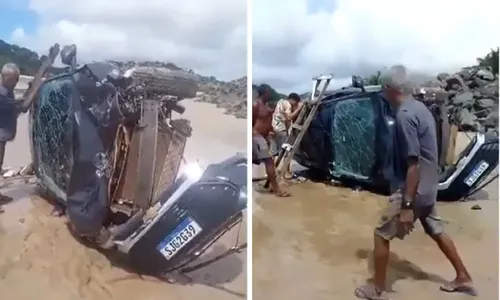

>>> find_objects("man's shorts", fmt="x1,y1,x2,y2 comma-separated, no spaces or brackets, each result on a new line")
374,191,444,240
270,130,288,156
252,134,272,165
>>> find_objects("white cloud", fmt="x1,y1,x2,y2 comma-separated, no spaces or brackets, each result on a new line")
10,0,247,80
252,0,500,92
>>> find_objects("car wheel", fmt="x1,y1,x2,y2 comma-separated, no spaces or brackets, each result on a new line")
132,67,198,100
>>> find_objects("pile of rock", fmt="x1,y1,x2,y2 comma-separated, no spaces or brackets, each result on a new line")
195,76,247,119
424,66,499,131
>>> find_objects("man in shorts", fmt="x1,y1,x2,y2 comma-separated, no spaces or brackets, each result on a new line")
252,84,290,197
355,65,475,300
270,92,303,179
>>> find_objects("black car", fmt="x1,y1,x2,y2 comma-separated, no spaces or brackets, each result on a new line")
29,44,247,277
294,81,498,201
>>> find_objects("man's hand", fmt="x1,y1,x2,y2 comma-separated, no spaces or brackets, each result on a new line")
399,209,414,234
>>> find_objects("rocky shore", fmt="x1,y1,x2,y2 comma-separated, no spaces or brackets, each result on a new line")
195,76,247,119
423,66,499,131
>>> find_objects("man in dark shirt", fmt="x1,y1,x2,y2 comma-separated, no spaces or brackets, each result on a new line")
0,63,37,205
355,65,476,300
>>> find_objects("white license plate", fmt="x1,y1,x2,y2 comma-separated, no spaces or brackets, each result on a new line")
157,217,202,260
464,161,489,187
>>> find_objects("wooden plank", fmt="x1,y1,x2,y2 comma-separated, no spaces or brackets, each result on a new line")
446,124,459,165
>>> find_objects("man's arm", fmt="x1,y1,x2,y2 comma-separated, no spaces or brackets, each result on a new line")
289,102,303,120
16,96,34,113
252,102,258,127
399,112,421,203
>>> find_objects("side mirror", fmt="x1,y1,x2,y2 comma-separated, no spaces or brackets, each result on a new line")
61,44,77,70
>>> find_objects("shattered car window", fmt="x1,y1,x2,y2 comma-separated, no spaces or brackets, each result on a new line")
32,75,74,193
332,96,377,179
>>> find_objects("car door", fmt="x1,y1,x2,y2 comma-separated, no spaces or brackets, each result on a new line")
331,93,378,181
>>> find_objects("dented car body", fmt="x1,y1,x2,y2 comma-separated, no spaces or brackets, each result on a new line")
29,44,247,276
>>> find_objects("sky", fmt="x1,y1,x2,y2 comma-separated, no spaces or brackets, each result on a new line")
0,0,246,81
253,0,500,93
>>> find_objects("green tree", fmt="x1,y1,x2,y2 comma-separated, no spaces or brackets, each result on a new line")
477,47,499,75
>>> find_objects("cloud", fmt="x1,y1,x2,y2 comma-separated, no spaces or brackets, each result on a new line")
252,0,500,92
9,0,246,80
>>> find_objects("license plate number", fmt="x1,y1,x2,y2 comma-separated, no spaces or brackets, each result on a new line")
464,161,489,186
157,217,202,260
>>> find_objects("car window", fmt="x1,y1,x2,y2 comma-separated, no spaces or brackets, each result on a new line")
32,74,75,192
332,95,377,180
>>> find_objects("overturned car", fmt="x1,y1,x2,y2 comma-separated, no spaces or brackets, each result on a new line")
294,77,499,201
27,44,247,276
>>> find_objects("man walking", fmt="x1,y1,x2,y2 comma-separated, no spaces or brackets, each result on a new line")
355,65,476,300
0,63,39,206
252,84,290,197
270,92,303,179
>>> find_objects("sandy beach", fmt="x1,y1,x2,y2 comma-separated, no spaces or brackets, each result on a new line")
253,133,498,300
0,98,247,300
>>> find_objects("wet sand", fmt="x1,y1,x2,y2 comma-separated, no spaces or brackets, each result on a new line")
253,133,499,299
0,99,247,299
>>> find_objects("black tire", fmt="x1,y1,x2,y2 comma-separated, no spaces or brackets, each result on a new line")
132,67,198,99
170,118,193,137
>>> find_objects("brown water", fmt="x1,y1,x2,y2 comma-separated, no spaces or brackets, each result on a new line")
0,99,247,300
253,134,499,300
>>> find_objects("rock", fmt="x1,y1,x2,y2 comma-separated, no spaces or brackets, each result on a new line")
195,76,247,119
452,91,474,106
419,64,499,132
474,98,495,110
456,109,480,131
476,69,495,81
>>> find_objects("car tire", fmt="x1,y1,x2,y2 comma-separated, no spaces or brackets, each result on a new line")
132,67,198,100
170,118,193,137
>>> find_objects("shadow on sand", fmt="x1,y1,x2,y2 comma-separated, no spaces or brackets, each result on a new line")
355,248,448,292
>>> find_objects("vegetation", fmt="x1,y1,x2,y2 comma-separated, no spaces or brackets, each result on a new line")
477,47,499,75
365,70,382,85
0,40,45,75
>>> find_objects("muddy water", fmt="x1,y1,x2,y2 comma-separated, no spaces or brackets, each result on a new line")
0,99,247,300
253,134,498,300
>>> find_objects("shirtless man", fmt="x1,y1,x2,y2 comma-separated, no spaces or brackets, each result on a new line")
252,84,290,197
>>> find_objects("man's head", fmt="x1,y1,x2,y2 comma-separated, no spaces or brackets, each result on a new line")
1,63,20,90
379,65,413,107
287,92,301,108
257,84,272,103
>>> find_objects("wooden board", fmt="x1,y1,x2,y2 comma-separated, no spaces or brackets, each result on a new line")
446,124,459,165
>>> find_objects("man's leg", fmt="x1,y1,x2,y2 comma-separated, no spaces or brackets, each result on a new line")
420,206,476,295
0,141,5,172
0,141,11,209
253,134,289,197
355,193,406,299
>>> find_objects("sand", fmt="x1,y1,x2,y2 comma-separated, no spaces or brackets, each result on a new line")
0,99,247,300
253,132,499,300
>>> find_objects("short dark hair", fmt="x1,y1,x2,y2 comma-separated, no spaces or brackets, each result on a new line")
257,84,271,97
287,93,301,102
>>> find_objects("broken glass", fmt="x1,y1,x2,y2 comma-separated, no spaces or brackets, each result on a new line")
332,96,377,179
32,75,74,193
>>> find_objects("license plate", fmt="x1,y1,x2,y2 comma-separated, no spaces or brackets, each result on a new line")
464,161,489,187
157,217,202,260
